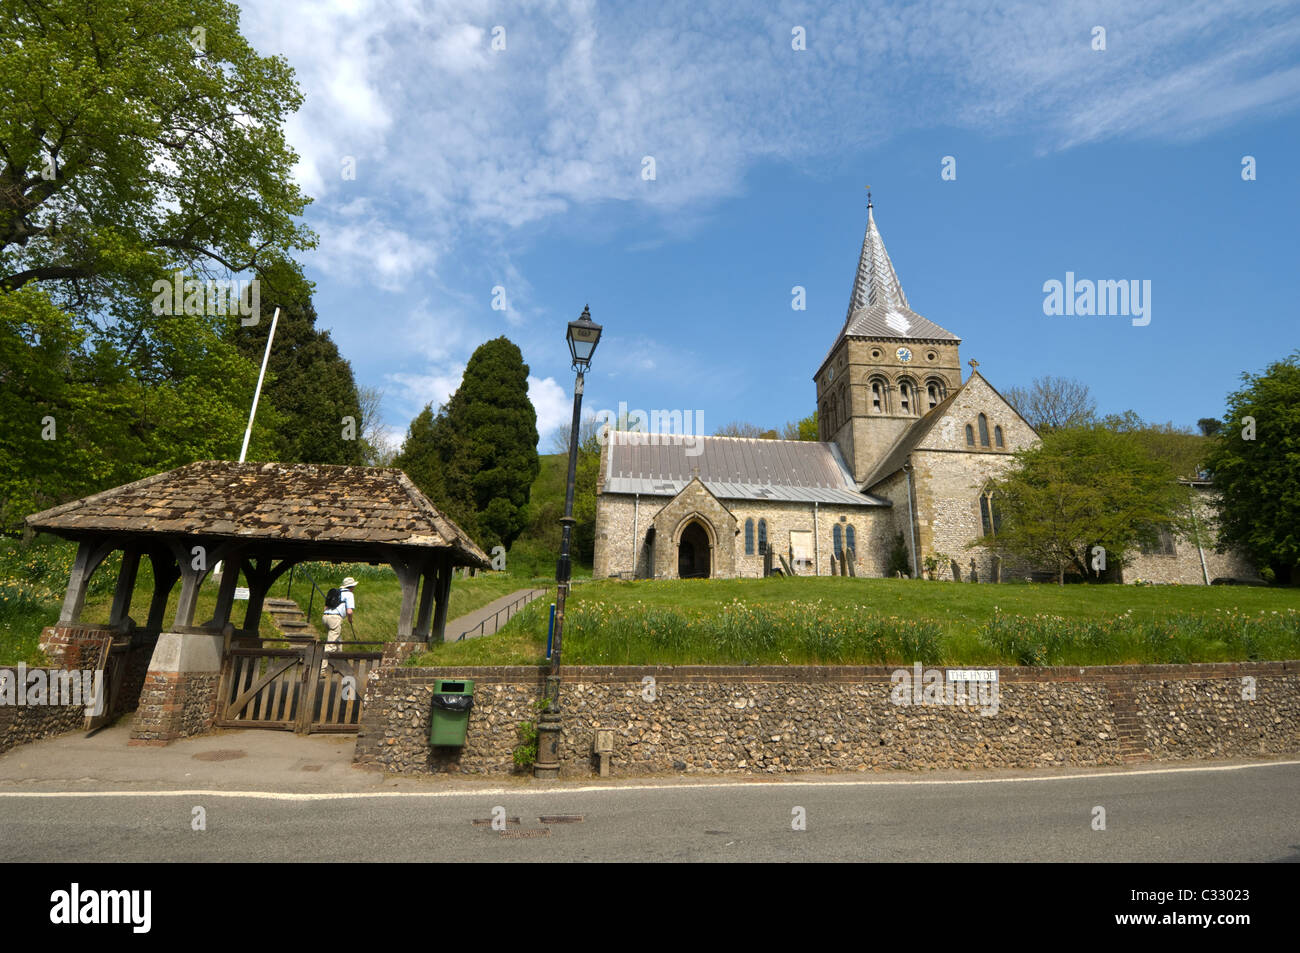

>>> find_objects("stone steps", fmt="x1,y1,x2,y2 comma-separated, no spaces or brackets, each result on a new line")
264,597,319,639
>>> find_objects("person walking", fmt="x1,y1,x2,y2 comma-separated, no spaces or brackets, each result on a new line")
322,576,357,652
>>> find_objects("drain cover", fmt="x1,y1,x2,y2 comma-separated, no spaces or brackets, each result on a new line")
192,749,247,762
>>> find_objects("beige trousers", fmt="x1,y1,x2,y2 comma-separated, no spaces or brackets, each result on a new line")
323,613,343,645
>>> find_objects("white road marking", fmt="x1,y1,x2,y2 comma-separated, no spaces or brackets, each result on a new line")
0,760,1296,801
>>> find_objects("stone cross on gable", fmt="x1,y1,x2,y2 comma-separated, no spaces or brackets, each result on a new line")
968,359,979,371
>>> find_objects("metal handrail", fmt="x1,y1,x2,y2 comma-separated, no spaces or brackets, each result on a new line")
457,587,549,641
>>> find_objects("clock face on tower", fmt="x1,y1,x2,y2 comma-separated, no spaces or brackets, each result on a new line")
896,346,913,363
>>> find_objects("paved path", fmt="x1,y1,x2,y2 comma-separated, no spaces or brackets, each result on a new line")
445,587,548,641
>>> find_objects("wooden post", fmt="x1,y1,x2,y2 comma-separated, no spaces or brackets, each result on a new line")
146,551,181,632
242,557,295,634
430,558,454,643
108,548,142,628
384,551,421,639
210,551,243,630
58,538,114,625
414,563,437,640
170,539,215,630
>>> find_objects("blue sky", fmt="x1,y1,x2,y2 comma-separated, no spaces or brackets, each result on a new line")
237,0,1300,451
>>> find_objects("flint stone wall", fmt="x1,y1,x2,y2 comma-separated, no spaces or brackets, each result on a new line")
0,667,88,754
353,661,1300,777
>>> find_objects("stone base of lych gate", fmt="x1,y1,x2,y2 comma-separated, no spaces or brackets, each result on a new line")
128,630,223,745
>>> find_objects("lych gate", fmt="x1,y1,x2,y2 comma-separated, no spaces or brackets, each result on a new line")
26,461,489,742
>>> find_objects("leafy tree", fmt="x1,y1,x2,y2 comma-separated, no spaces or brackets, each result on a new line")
396,337,540,550
0,0,314,326
233,261,363,465
1203,352,1300,585
1003,376,1096,431
1197,418,1223,437
782,411,819,441
394,404,450,506
982,426,1191,584
357,385,397,465
715,421,776,439
1095,411,1208,481
0,285,263,533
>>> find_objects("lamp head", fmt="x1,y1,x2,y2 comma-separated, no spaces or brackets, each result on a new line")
567,304,602,370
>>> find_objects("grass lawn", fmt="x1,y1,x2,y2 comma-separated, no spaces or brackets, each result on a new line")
409,576,1300,668
8,534,1300,669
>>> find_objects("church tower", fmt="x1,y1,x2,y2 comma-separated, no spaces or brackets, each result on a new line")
814,195,963,486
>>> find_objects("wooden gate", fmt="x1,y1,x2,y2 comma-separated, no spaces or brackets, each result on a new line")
84,634,131,733
216,640,384,733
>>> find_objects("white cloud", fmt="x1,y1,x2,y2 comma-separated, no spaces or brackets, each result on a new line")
385,365,466,422
310,222,438,293
243,0,1300,249
527,375,571,442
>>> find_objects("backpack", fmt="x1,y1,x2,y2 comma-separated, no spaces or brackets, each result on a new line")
324,587,343,610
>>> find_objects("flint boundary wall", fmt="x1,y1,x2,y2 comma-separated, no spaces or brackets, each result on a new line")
354,661,1300,777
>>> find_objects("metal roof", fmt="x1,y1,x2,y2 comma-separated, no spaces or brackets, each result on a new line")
845,203,911,320
816,203,959,376
603,432,889,507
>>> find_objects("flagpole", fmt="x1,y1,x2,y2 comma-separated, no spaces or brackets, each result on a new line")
217,307,279,583
239,306,280,463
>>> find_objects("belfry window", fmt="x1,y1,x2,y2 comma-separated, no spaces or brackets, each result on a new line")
745,518,755,555
871,380,883,413
926,382,941,409
978,414,990,447
994,425,1004,448
899,381,912,414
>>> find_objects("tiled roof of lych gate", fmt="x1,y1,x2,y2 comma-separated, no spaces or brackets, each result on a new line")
25,461,490,566
602,431,889,507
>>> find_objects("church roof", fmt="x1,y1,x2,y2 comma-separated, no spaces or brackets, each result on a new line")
815,202,959,378
859,387,964,491
602,431,888,507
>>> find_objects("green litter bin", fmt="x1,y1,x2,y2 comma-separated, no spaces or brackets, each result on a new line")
429,678,475,746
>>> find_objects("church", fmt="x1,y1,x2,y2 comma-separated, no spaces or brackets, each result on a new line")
591,199,1250,585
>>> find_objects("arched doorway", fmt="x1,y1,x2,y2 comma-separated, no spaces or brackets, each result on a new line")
677,520,712,578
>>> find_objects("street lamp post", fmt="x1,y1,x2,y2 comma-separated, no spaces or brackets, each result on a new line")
534,305,602,779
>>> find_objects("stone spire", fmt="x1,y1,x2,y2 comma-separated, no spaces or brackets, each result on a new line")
844,193,910,323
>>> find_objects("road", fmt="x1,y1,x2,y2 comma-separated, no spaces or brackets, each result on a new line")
3,760,1297,862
